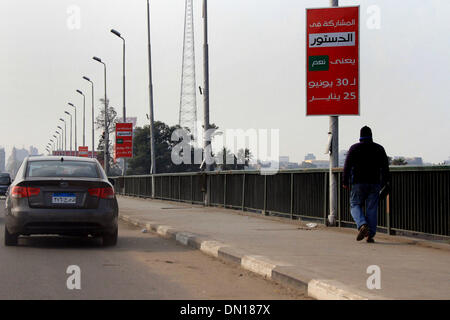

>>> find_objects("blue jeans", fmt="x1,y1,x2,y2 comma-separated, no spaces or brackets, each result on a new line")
350,183,380,238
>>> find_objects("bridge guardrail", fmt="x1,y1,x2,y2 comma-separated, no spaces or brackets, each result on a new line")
111,166,450,238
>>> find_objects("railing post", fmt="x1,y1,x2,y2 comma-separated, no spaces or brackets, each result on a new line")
386,194,391,235
241,173,246,211
324,171,328,225
178,176,181,201
223,173,227,207
337,172,341,227
190,175,193,204
169,176,172,200
207,174,211,206
290,173,294,219
263,174,267,215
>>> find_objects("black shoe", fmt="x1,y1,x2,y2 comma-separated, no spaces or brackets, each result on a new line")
356,224,369,241
366,237,375,243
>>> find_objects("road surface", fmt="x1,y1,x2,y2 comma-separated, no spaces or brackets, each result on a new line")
0,199,306,299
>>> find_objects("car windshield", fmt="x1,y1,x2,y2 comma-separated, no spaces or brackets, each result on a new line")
26,160,99,178
0,176,10,184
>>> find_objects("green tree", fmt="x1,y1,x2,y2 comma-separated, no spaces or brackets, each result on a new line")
127,121,201,175
391,157,408,166
215,147,252,170
95,99,121,175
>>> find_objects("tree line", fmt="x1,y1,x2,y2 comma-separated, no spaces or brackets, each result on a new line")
95,103,252,175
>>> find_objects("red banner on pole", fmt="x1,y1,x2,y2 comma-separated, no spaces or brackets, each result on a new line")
306,6,359,116
115,123,133,159
78,146,89,157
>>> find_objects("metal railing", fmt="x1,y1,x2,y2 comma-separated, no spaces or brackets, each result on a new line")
111,166,450,238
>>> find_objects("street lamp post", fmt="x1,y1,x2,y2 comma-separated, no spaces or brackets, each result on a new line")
83,76,95,159
76,90,86,148
55,131,61,151
68,103,77,152
93,56,109,175
64,111,73,153
58,130,63,151
59,119,66,153
111,28,127,176
52,135,58,151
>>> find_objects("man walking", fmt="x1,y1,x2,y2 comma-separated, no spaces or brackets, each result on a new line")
343,126,390,243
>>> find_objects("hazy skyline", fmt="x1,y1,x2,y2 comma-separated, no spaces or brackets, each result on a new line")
1,0,449,164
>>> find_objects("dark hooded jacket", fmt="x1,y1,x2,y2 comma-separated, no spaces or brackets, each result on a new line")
343,134,390,186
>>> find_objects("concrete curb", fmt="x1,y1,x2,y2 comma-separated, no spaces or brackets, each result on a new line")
120,214,388,300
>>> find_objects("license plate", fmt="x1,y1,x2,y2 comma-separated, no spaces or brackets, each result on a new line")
52,193,76,204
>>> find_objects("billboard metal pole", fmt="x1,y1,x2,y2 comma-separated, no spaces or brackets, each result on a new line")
147,0,157,198
202,0,211,206
328,0,339,226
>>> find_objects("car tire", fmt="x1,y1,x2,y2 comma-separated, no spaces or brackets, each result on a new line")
102,228,118,247
4,225,18,246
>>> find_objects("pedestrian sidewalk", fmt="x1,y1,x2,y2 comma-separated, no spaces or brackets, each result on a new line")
117,196,450,300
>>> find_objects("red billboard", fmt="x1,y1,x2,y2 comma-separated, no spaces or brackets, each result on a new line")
115,122,133,159
306,6,359,116
78,146,89,158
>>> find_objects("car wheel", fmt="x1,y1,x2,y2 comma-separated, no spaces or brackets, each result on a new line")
102,228,118,247
4,225,18,246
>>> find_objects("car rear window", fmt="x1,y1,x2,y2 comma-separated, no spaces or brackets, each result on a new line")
0,176,10,184
26,160,100,178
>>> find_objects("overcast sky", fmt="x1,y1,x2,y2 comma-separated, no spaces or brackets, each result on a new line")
0,0,449,164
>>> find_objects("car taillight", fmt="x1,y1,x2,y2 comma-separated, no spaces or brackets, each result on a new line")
11,186,40,198
27,187,41,196
11,186,27,198
88,188,101,197
88,187,115,199
100,187,115,199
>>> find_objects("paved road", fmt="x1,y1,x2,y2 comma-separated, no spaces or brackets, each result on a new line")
0,199,306,300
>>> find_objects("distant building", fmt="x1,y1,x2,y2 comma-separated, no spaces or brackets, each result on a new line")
0,147,5,172
302,159,329,169
6,147,22,178
299,161,317,169
279,156,289,164
29,146,39,156
304,153,316,161
15,147,29,162
5,146,40,177
404,157,423,166
283,162,300,170
276,156,300,170
339,150,348,167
